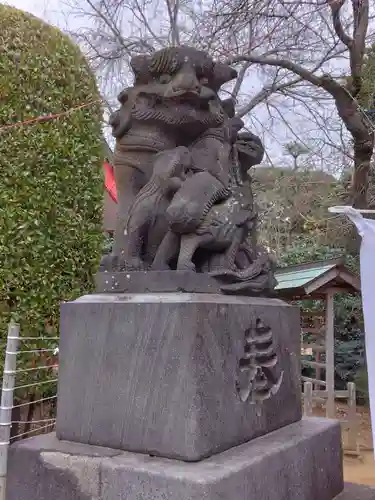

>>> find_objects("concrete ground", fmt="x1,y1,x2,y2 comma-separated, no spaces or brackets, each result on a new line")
344,452,375,487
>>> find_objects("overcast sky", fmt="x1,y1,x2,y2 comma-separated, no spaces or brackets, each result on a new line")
4,0,84,32
5,0,56,19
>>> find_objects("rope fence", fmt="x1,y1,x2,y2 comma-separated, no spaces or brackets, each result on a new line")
0,100,101,133
0,322,59,500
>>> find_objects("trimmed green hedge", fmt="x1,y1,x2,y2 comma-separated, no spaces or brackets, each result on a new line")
0,5,103,339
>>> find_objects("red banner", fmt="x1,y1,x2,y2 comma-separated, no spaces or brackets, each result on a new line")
103,162,118,203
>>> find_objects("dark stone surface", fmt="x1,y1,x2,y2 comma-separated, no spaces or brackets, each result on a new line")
56,293,301,461
96,270,224,293
96,269,278,296
97,267,276,298
336,484,375,499
7,418,344,500
6,434,102,500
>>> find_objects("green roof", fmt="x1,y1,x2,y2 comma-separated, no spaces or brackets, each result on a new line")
275,263,336,290
274,258,360,297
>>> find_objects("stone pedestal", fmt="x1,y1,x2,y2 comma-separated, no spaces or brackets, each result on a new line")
56,293,301,461
7,419,344,500
6,290,345,500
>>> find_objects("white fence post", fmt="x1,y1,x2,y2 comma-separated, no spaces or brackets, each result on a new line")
303,381,313,416
0,323,20,500
347,382,359,454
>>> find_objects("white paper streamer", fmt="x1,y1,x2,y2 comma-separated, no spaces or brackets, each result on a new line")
329,206,375,456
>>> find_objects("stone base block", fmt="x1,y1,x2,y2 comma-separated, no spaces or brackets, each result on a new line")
7,418,343,500
336,484,375,500
56,293,301,461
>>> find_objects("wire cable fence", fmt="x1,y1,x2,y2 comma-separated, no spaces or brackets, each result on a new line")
0,322,59,500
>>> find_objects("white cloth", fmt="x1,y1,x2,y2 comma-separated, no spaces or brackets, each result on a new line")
329,207,375,455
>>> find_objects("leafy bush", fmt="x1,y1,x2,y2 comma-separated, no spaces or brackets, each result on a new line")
103,232,114,255
0,5,103,344
278,238,359,271
253,167,346,257
354,365,369,405
335,336,365,384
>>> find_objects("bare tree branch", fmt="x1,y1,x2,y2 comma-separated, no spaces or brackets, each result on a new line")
61,0,374,207
349,0,369,95
329,0,353,48
236,75,302,117
164,0,180,45
231,61,252,99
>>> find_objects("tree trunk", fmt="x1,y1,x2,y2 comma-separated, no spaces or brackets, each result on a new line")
23,393,36,437
324,79,375,209
293,157,298,171
10,405,21,440
352,136,375,208
368,161,375,209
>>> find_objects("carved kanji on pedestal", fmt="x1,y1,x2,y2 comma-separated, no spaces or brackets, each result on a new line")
236,318,284,403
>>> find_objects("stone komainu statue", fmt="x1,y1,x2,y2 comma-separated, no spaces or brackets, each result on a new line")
100,46,276,295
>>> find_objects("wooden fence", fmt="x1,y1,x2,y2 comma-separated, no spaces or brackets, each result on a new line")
303,381,359,456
